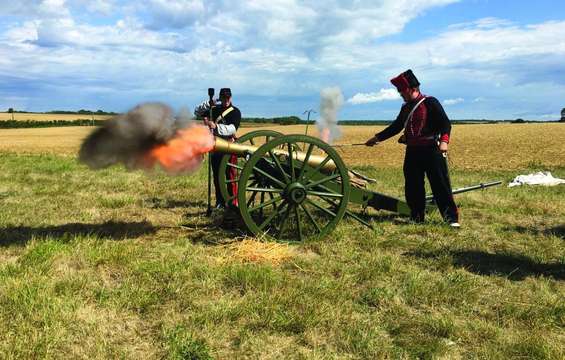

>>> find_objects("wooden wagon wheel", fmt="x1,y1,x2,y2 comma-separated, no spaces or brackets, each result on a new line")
237,134,350,241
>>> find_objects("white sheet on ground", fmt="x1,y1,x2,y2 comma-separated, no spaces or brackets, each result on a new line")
508,171,565,187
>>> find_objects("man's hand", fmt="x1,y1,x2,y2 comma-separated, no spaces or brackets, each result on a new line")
203,117,216,129
439,141,448,153
365,136,380,147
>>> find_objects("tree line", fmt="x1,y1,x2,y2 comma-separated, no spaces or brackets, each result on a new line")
2,108,564,128
6,108,118,115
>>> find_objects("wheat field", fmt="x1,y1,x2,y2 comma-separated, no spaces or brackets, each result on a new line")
0,112,113,122
1,123,563,170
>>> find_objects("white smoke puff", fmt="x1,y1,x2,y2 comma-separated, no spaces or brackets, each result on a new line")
79,102,193,170
318,86,343,144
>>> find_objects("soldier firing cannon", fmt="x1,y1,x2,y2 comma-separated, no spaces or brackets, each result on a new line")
210,130,501,241
78,103,501,242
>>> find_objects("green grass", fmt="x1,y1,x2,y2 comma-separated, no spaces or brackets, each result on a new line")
0,152,564,359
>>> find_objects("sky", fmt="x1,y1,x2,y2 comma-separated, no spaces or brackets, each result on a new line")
1,0,564,120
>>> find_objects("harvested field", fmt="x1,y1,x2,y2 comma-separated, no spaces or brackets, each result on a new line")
0,112,113,122
0,123,563,170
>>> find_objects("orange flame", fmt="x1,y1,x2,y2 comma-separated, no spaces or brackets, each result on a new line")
145,125,214,174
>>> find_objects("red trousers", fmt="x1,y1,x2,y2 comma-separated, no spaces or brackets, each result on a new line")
211,152,238,207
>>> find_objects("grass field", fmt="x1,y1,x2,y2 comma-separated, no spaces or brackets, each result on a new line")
0,124,564,359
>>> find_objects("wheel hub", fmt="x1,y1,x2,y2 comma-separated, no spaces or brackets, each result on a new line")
284,182,307,205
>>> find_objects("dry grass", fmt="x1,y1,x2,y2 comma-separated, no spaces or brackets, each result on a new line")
218,239,298,266
0,123,563,170
0,124,563,358
330,123,565,170
0,126,93,155
0,113,113,121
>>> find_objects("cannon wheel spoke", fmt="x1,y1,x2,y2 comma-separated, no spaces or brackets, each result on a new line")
298,143,315,180
248,194,283,213
258,201,288,231
259,191,265,219
304,173,340,189
268,150,291,184
251,165,286,189
294,205,303,241
244,180,260,207
276,204,292,239
300,203,322,233
287,142,296,182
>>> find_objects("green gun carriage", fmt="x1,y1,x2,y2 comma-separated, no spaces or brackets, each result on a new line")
213,130,500,241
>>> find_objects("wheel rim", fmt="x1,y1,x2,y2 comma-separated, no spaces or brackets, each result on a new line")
237,135,350,241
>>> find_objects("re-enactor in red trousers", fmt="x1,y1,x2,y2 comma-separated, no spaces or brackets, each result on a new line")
365,70,460,228
195,88,241,209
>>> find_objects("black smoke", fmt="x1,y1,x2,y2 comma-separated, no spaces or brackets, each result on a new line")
78,103,191,170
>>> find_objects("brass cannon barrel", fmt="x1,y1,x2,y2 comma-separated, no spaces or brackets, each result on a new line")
213,137,337,172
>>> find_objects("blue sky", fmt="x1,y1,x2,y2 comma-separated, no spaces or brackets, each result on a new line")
1,0,564,120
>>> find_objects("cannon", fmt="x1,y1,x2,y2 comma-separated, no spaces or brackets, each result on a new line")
211,130,501,241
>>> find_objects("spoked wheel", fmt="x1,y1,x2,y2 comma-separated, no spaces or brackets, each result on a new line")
218,130,283,207
237,134,350,241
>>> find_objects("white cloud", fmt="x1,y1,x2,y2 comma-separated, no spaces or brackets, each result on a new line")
0,0,70,18
362,19,565,70
443,98,464,106
21,17,184,52
347,89,400,105
448,17,514,30
145,0,205,29
77,0,115,15
0,1,564,119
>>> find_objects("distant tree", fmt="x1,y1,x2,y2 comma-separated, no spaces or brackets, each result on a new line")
274,116,300,125
7,108,14,120
560,108,565,122
512,118,525,124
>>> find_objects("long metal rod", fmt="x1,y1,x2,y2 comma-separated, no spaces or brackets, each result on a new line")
425,180,502,202
303,109,316,137
206,88,214,216
332,143,366,147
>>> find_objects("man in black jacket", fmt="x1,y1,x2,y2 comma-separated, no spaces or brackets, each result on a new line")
365,70,460,227
195,88,241,208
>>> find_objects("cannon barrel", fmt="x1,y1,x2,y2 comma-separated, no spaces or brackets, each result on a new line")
213,137,337,172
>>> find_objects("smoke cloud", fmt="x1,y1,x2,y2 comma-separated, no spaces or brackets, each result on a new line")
79,102,195,171
317,86,344,144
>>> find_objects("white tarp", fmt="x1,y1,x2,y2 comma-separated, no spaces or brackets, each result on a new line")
508,171,565,187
